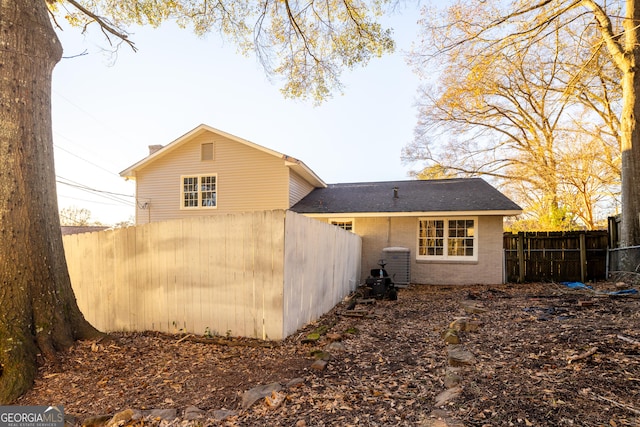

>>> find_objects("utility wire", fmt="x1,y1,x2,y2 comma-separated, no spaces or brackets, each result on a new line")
58,194,133,207
54,142,121,177
56,176,135,207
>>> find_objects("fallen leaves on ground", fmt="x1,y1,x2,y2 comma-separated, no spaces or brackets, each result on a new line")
16,283,640,426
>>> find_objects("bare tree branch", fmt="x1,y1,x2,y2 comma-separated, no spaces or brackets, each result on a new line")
64,0,137,51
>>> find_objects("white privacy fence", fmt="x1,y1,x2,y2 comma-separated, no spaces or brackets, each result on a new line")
63,210,361,340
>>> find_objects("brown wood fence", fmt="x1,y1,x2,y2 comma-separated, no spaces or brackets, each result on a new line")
503,231,609,283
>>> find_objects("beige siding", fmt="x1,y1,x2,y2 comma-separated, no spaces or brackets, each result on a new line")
309,215,505,285
135,133,291,224
289,170,315,207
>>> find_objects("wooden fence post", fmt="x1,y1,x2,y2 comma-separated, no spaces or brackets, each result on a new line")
518,233,525,283
580,232,586,283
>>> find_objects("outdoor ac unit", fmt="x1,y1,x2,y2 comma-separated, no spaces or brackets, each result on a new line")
382,247,411,286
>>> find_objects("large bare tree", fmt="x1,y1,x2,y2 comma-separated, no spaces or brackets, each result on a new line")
404,1,623,230
0,0,395,403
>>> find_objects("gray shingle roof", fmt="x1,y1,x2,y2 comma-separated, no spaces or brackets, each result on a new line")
290,178,522,214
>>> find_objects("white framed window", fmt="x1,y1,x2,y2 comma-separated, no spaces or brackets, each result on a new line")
330,219,354,232
417,217,477,261
181,174,217,209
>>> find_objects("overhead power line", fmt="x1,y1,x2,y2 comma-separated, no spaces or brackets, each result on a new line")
54,142,121,177
56,176,135,207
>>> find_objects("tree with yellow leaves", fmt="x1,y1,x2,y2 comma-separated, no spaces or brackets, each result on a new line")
403,1,622,231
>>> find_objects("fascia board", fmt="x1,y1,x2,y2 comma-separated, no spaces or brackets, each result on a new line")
299,210,523,218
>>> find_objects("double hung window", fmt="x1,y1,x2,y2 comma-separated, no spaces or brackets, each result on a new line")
181,175,217,208
417,217,477,261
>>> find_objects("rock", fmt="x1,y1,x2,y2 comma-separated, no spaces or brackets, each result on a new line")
242,382,282,409
183,406,205,420
444,369,463,388
148,409,177,421
106,409,135,427
326,341,346,352
311,359,328,371
64,415,78,427
447,345,476,366
213,409,237,421
441,328,460,344
434,386,463,407
301,332,321,344
81,415,112,427
295,420,307,427
421,410,466,426
311,349,332,360
449,317,483,332
460,300,487,314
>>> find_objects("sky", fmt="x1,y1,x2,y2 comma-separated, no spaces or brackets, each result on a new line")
51,3,427,226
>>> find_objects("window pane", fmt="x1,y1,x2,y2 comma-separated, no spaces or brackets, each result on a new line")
200,176,216,207
183,177,198,207
447,219,475,257
331,220,353,231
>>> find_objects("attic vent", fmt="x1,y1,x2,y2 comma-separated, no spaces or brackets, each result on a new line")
201,142,214,161
148,144,163,155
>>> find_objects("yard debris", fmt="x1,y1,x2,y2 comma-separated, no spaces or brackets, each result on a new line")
617,334,640,346
265,390,286,409
241,382,282,410
589,392,640,415
15,282,640,426
460,300,488,314
567,346,599,364
561,281,639,297
578,299,595,307
340,309,370,318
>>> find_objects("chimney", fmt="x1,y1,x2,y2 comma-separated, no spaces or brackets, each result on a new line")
148,144,163,155
393,186,399,199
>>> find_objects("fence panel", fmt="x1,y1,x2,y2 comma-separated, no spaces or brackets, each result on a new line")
63,210,360,340
282,211,361,338
504,231,608,283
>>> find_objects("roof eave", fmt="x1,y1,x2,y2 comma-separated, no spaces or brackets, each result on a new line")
284,157,326,188
296,209,523,218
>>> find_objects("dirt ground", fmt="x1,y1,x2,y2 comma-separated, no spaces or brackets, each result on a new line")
16,282,640,426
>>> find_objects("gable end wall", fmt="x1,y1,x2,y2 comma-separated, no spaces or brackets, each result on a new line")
134,132,291,224
289,171,316,207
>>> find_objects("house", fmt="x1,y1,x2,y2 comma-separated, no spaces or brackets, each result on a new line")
119,124,325,223
290,180,522,285
120,124,522,285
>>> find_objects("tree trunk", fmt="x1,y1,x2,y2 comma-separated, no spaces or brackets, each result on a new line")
0,0,102,403
619,0,640,261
